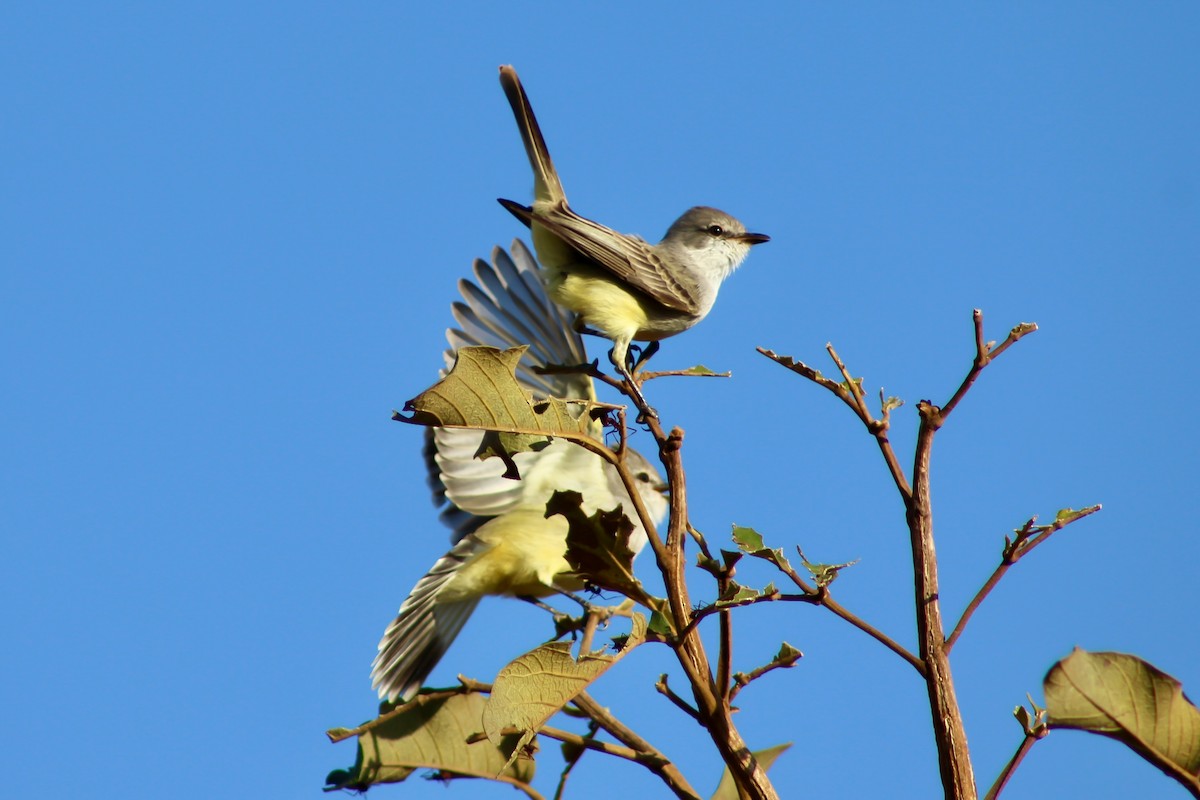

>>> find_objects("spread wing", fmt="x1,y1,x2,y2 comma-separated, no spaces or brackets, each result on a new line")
427,239,602,539
498,198,702,315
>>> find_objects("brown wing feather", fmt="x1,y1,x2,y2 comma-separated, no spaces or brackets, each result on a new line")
497,198,700,315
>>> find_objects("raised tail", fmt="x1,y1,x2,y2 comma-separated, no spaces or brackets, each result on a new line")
498,65,566,205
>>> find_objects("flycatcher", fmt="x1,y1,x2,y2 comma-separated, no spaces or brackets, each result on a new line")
371,240,669,703
497,64,769,410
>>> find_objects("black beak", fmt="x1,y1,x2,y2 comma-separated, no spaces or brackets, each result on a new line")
735,232,770,245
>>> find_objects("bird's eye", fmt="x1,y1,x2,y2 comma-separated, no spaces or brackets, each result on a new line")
637,471,651,482
706,224,725,237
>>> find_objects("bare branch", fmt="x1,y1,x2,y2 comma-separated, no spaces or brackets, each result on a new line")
682,589,819,640
984,702,1049,800
763,550,924,674
656,674,702,723
946,506,1102,651
758,346,912,501
572,691,702,800
729,644,804,703
938,310,1038,424
612,368,780,799
641,367,732,381
552,719,596,800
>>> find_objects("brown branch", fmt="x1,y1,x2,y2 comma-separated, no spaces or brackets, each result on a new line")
572,691,702,800
536,360,626,395
984,703,1049,800
767,553,924,674
613,370,779,799
936,310,1038,425
552,719,596,800
681,590,819,641
686,523,716,562
729,645,804,704
983,734,1040,800
483,718,699,800
912,402,977,798
758,346,912,502
945,505,1102,652
656,673,702,722
641,367,732,381
826,343,913,501
907,313,1038,798
717,608,733,701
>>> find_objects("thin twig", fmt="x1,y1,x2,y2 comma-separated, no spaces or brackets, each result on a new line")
768,555,924,674
757,346,912,501
827,343,914,501
728,647,804,704
536,360,626,394
938,310,1037,424
983,734,1040,800
492,721,700,800
552,719,596,800
572,691,702,800
686,523,715,562
945,505,1101,652
984,704,1048,800
641,367,732,382
655,674,702,723
717,608,733,700
681,591,817,640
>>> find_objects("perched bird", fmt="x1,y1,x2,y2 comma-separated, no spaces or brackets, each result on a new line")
371,240,669,703
496,64,769,410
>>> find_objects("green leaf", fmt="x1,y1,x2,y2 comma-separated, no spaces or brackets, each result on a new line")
718,582,760,604
773,642,802,667
682,364,718,375
731,525,791,570
710,742,792,800
731,526,764,552
325,693,535,792
1044,648,1200,791
799,552,859,588
647,609,674,637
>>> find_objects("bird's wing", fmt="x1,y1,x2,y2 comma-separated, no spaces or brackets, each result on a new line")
448,239,591,399
498,198,702,315
371,534,485,703
429,240,602,534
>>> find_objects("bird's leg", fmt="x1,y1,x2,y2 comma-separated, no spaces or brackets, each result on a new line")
609,346,657,420
520,591,606,640
519,594,571,622
630,340,660,372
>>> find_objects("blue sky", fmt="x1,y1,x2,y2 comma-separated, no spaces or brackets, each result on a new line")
4,3,1198,798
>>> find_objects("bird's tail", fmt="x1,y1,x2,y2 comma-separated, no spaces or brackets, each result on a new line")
371,537,485,703
499,65,566,205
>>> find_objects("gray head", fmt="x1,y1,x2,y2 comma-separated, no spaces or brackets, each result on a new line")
660,206,770,281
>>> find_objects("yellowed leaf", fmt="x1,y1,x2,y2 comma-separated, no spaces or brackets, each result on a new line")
482,613,648,747
1045,648,1200,791
325,692,534,792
